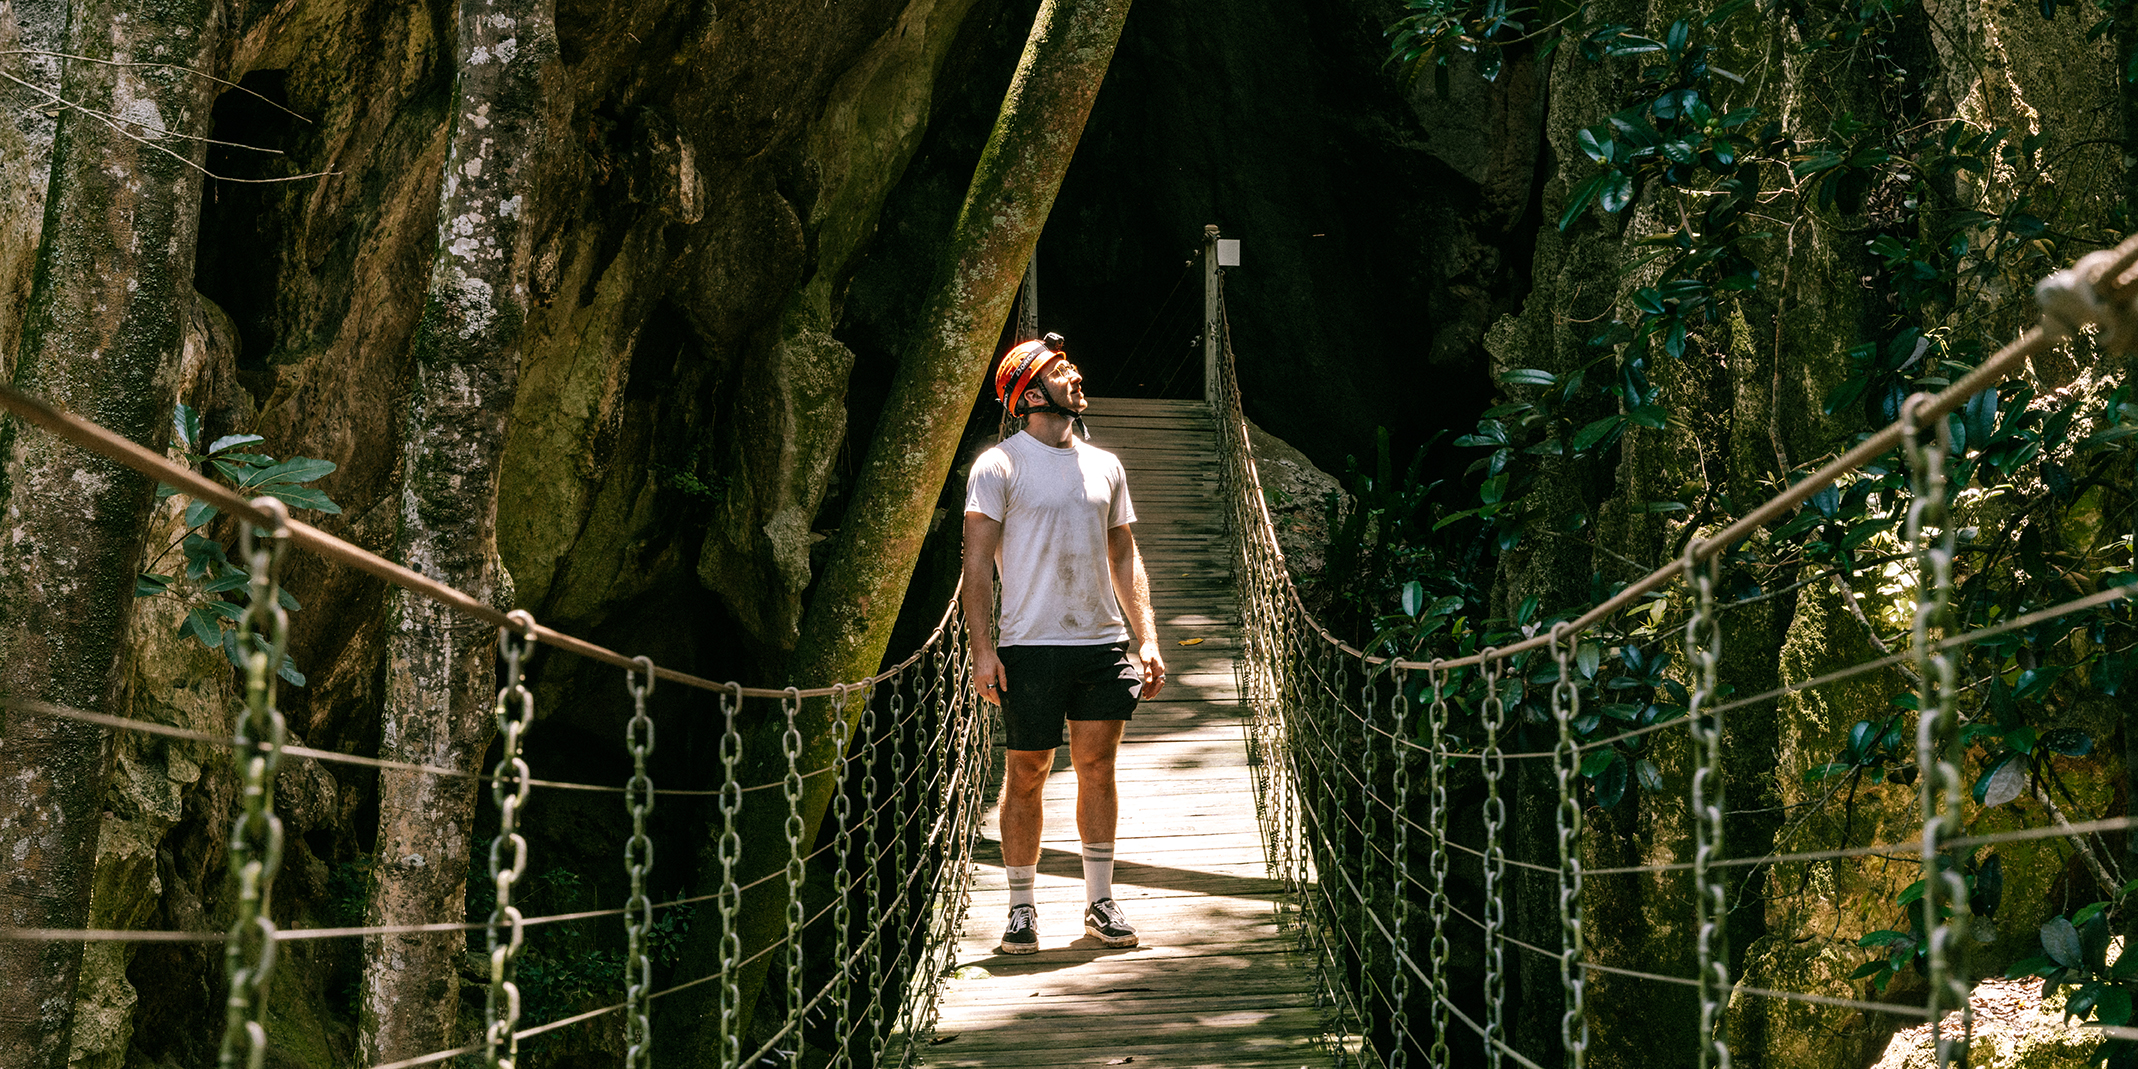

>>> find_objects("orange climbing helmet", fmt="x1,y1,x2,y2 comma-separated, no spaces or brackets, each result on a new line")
994,333,1069,418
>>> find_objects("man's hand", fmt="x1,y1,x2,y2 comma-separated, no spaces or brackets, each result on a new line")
974,645,1009,706
1135,641,1166,700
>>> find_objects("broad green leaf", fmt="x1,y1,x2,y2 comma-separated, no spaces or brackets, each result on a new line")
1627,404,1668,429
1402,581,1425,618
262,485,343,514
183,499,219,529
1803,762,1852,783
1599,171,1635,213
2042,728,2095,756
1500,368,1558,388
2094,985,2132,1026
1572,415,1626,452
207,433,266,455
202,573,251,594
2005,954,2055,978
1634,758,1663,792
1846,719,1876,759
1576,127,1611,163
2007,724,2038,754
1857,929,1911,948
1975,752,2028,807
182,608,222,648
135,573,172,598
244,456,337,488
1898,879,1927,906
2083,913,2112,969
1559,172,1612,231
1580,749,1615,777
2043,916,2084,969
2014,665,2069,701
1964,388,1998,451
173,403,199,452
1576,641,1601,680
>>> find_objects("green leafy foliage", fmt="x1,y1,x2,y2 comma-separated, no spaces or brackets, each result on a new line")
2006,889,2138,1068
137,404,341,687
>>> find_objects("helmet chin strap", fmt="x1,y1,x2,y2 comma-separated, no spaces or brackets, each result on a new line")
1026,378,1090,440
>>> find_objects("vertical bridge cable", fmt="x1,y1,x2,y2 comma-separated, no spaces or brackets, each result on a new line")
1390,666,1412,1069
1360,659,1380,1065
1330,651,1356,1063
218,499,292,1069
621,657,657,1069
1426,661,1452,1069
782,687,808,1064
485,610,540,1069
830,688,856,1069
1902,395,1971,1065
860,690,887,1058
1549,625,1588,1069
1480,651,1507,1069
1685,551,1728,1069
717,684,744,1069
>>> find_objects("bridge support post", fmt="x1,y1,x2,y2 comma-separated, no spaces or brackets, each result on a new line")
1203,225,1220,406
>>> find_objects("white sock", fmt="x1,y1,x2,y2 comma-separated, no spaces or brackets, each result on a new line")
1081,842,1115,903
1007,864,1037,910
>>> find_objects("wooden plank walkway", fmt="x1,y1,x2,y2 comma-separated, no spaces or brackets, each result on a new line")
918,398,1328,1069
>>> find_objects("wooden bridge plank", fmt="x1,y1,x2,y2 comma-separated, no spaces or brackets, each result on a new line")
922,398,1329,1067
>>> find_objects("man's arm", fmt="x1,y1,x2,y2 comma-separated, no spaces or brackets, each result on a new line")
963,511,1008,705
1107,523,1164,700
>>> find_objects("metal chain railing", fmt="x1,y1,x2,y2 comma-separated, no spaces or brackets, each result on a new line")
217,499,292,1069
621,656,656,1069
0,379,993,1069
484,612,539,1069
1548,626,1587,1069
1685,552,1728,1069
1903,394,1972,1067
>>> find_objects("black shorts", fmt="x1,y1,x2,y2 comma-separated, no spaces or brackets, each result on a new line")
997,644,1139,752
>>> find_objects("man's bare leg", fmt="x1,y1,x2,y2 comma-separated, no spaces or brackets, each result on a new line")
996,747,1054,954
1068,719,1126,844
999,748,1055,868
1068,719,1137,945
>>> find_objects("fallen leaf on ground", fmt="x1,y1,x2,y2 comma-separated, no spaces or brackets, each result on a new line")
1178,637,1203,645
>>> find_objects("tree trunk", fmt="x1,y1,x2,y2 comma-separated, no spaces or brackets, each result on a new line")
355,1,552,1062
0,3,223,1065
660,0,1133,1059
0,0,67,381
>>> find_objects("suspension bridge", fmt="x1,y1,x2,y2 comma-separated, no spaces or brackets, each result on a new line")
6,233,2138,1069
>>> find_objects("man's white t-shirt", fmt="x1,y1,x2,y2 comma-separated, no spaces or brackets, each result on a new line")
964,431,1137,647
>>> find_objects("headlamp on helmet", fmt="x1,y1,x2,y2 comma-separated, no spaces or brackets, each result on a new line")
994,332,1070,418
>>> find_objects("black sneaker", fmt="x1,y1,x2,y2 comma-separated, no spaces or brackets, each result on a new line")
1083,897,1138,948
998,904,1039,955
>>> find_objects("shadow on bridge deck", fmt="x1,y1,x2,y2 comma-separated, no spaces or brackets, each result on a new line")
914,399,1331,1069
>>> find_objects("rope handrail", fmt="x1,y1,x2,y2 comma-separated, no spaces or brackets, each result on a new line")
0,381,959,700
1241,232,2138,672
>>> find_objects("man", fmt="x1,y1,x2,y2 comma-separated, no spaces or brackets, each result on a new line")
962,332,1166,955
